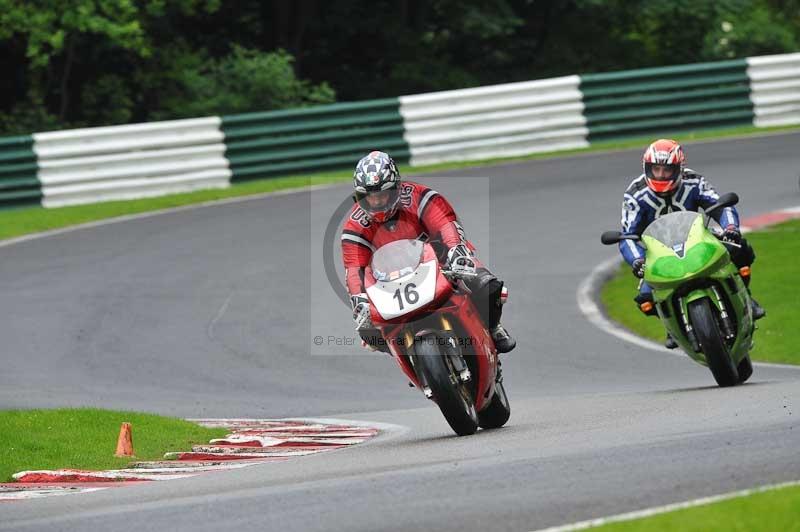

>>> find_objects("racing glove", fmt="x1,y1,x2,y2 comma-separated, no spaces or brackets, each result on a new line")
631,258,645,279
446,244,477,277
722,225,742,245
350,293,372,330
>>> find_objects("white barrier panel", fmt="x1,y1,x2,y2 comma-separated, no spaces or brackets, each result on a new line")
33,117,230,207
747,53,800,128
400,76,588,166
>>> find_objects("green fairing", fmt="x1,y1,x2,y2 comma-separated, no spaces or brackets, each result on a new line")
642,215,727,288
651,243,718,278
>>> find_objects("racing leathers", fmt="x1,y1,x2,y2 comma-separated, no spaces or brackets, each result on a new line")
341,181,506,351
619,169,756,312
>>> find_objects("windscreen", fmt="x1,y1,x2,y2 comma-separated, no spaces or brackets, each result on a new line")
642,211,701,249
370,239,424,282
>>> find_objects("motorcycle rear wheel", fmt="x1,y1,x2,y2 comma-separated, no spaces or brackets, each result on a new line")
688,298,739,387
414,334,479,436
478,380,510,429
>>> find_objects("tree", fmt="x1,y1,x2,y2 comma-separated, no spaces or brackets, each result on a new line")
1,0,798,135
150,45,335,119
0,0,149,122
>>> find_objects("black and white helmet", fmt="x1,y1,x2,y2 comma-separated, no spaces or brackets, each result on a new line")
353,151,401,223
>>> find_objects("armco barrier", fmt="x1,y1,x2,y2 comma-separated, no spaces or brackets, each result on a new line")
399,76,588,166
0,135,41,208
221,99,409,181
747,53,800,128
33,117,231,208
581,59,754,142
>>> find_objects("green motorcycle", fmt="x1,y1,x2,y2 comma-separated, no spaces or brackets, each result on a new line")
601,193,755,387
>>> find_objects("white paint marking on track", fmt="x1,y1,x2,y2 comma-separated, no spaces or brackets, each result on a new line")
12,470,197,482
209,435,286,447
0,487,109,501
576,255,671,355
530,479,800,532
206,292,233,341
114,465,253,474
188,416,407,435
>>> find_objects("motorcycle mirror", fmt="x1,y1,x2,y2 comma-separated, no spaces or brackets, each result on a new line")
601,231,623,245
705,192,739,217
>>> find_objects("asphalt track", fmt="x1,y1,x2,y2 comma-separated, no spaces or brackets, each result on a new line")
2,132,799,531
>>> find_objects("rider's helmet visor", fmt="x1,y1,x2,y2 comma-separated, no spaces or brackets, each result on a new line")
644,163,681,193
355,188,400,221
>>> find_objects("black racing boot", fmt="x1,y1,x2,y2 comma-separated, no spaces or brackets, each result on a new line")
664,333,678,349
491,324,516,353
750,297,766,320
740,270,765,321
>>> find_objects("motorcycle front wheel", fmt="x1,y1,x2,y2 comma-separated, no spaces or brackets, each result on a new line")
737,354,753,383
414,334,479,436
688,298,739,387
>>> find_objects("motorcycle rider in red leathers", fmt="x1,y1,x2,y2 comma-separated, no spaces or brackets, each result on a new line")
341,151,516,354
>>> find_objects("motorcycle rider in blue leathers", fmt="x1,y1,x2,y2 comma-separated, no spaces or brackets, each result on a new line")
619,139,765,349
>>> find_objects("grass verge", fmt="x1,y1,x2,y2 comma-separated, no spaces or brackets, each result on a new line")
1,124,798,242
589,482,800,531
600,220,800,364
0,408,228,482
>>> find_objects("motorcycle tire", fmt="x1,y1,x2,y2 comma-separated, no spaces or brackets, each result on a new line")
414,334,479,436
478,379,510,429
737,354,754,384
688,298,739,387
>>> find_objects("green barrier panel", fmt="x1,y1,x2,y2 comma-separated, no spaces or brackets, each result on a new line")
222,99,409,181
0,135,41,209
581,59,753,142
584,85,750,111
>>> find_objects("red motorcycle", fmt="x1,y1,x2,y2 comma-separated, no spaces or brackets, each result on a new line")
362,239,510,436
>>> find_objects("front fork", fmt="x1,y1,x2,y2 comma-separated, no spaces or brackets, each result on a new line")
679,286,735,352
407,315,472,400
677,298,701,352
711,285,736,340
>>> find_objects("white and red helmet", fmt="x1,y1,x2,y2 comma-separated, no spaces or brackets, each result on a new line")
642,139,685,197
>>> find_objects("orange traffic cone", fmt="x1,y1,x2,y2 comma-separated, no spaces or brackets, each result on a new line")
115,422,134,457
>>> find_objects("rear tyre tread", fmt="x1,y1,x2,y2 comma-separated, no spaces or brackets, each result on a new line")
478,380,510,429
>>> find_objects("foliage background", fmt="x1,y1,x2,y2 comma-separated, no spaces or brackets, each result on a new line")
1,0,798,135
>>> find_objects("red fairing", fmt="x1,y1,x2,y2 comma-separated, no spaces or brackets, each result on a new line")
363,243,453,326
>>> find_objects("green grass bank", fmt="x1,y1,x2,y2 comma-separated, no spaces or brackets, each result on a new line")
590,482,800,531
0,408,228,482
